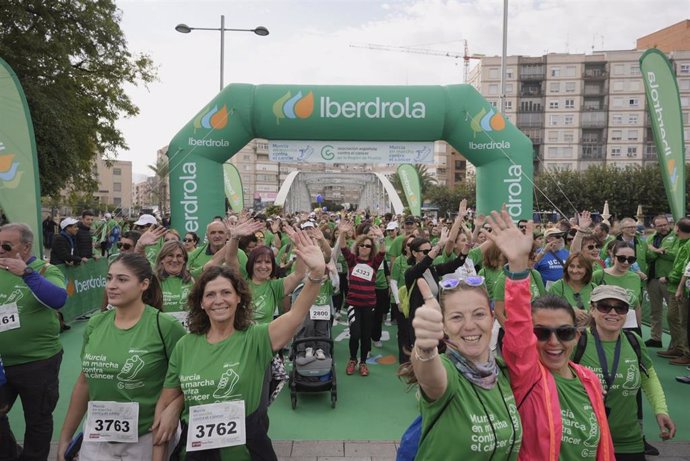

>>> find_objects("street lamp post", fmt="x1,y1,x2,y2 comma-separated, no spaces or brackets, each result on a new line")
175,15,269,91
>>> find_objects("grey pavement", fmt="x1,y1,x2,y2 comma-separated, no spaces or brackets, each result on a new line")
47,439,690,460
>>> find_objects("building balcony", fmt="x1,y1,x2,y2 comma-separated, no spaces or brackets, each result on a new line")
583,70,608,80
520,88,543,97
520,72,546,81
584,86,606,96
581,111,608,128
581,146,606,160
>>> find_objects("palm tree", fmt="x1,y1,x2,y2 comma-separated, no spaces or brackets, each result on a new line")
147,157,169,214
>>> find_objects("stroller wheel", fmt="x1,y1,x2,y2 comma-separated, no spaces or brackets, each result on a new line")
291,393,297,410
331,391,337,409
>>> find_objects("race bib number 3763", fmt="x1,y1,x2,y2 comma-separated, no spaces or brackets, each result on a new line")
84,401,139,443
187,400,246,452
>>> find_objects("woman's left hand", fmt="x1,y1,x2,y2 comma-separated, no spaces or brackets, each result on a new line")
151,403,180,446
656,413,676,440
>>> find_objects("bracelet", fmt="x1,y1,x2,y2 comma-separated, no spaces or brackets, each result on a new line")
414,345,439,362
231,236,241,241
423,295,435,301
306,272,328,284
503,264,531,280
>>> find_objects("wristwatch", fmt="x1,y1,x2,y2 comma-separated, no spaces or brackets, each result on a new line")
22,266,34,277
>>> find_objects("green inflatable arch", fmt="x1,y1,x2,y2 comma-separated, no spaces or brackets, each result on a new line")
167,84,533,233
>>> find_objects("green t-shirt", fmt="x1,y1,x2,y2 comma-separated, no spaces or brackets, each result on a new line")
417,356,521,460
591,270,641,306
547,280,596,311
375,259,389,289
249,279,285,324
493,270,545,301
478,266,502,301
576,330,652,454
554,372,600,460
188,244,248,279
0,259,65,366
81,306,186,436
389,235,406,260
391,255,410,287
145,239,164,266
164,324,273,461
161,275,194,313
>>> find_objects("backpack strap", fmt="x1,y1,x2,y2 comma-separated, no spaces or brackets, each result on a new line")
156,310,168,362
572,330,588,364
623,330,648,377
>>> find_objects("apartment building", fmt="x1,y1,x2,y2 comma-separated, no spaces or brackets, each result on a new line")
467,23,690,172
93,157,133,211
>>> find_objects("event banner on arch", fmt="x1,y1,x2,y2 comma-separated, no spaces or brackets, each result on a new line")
167,84,534,232
268,140,434,164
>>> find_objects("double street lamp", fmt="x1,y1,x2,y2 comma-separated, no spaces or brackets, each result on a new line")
175,15,269,91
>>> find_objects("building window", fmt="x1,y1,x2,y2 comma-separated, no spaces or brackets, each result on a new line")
506,68,514,78
489,68,499,79
505,83,513,95
113,197,122,206
627,129,638,141
113,182,121,192
613,81,624,92
628,114,639,125
680,79,690,90
504,100,513,110
612,114,623,125
549,115,561,126
489,84,499,95
548,130,559,142
628,98,639,107
563,131,574,143
549,82,560,93
551,67,560,77
564,115,574,125
549,101,559,109
565,99,574,109
680,64,690,74
629,80,640,91
681,96,689,107
243,155,251,161
613,97,624,108
565,66,576,77
565,82,576,93
630,65,640,76
611,147,622,157
113,168,121,176
627,146,638,157
611,130,622,141
614,64,624,75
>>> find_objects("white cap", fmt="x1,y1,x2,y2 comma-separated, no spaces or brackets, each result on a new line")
60,217,78,230
104,212,112,219
300,221,316,229
386,221,399,231
134,214,157,226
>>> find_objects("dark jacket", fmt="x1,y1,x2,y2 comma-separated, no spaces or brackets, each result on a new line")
50,232,82,265
404,253,467,320
76,222,94,259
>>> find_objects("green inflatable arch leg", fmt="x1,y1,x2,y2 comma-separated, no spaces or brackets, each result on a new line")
167,84,533,232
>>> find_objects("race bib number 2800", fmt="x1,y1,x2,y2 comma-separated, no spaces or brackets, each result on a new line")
187,400,245,452
84,401,139,443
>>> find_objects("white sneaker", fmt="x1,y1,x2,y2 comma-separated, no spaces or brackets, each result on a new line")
315,349,326,360
305,347,313,358
373,340,383,348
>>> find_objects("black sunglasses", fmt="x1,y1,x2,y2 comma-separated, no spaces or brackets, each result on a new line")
359,244,372,248
117,242,132,250
586,244,602,250
595,301,629,315
615,255,637,264
533,326,578,342
0,243,12,252
483,227,492,232
183,238,195,243
417,248,431,255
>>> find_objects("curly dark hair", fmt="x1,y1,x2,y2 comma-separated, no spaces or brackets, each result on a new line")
186,266,253,334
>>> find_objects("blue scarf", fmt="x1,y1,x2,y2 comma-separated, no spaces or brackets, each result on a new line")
446,346,499,390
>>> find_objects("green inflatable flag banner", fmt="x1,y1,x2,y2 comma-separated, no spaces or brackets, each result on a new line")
223,162,244,212
640,49,686,221
0,58,42,255
167,84,534,232
397,164,422,216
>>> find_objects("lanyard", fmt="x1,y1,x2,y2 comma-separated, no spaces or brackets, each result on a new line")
592,328,621,393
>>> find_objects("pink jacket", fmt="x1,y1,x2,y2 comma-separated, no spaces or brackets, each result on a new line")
503,277,615,461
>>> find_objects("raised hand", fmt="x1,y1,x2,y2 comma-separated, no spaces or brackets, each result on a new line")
438,227,450,248
292,229,325,276
412,278,444,350
138,225,167,247
338,219,353,234
577,210,592,230
231,219,264,238
483,206,533,270
457,198,468,221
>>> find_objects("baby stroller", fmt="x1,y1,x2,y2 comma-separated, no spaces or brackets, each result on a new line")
288,284,337,409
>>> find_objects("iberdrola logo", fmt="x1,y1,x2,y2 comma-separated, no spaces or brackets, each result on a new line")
272,91,314,125
470,108,506,138
193,104,229,131
0,142,21,190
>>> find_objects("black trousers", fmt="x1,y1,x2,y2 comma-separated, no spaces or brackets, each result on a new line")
372,288,390,342
348,306,374,362
0,351,62,461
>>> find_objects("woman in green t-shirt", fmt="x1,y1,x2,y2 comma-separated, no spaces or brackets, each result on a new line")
57,253,186,461
576,285,676,459
547,252,596,327
156,240,195,326
399,274,522,460
156,230,326,460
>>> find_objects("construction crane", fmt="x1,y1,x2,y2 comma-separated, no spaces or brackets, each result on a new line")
349,39,483,83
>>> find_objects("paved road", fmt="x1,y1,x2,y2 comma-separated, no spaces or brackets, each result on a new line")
47,439,690,460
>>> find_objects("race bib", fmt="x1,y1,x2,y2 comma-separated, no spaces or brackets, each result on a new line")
84,401,138,443
0,303,20,332
187,400,246,452
166,311,189,330
309,304,331,321
336,262,344,273
351,263,374,281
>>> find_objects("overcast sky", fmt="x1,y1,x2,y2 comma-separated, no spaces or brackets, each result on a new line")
114,0,686,177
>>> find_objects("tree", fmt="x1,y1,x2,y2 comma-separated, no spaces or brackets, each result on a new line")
148,157,169,214
0,1,156,197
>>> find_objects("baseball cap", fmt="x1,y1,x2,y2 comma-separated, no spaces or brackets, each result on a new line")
404,216,415,225
134,214,157,226
60,217,78,230
386,221,399,231
300,221,316,229
544,228,565,239
104,213,112,219
590,285,630,306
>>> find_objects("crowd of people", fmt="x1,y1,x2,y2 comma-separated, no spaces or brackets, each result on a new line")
0,203,687,460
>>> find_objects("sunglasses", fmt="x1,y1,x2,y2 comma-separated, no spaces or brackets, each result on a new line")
416,248,431,255
117,242,132,250
359,244,373,248
0,243,12,252
595,301,629,315
483,227,492,232
615,255,637,264
183,238,195,243
586,244,602,250
439,275,485,290
533,326,578,342
518,225,527,230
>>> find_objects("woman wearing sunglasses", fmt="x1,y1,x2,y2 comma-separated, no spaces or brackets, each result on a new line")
155,240,195,327
183,232,199,253
390,235,417,362
485,209,614,461
547,253,596,327
400,274,522,460
592,241,642,334
574,285,675,460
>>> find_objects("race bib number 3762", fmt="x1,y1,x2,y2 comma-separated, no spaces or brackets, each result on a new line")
187,400,246,452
